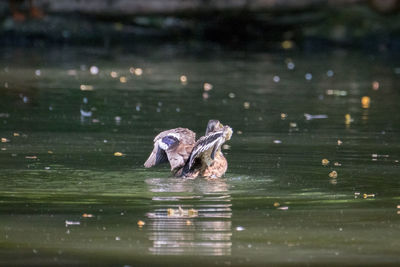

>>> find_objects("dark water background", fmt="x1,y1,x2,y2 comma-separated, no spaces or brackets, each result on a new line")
0,46,399,266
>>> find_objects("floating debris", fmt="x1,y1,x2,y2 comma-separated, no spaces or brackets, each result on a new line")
273,202,280,207
372,81,380,90
371,154,389,158
322,159,330,166
243,102,250,109
115,236,121,241
35,69,41,76
65,220,80,226
361,96,370,109
337,140,343,146
326,70,334,77
203,83,213,91
134,68,143,76
334,162,342,166
110,71,118,78
188,208,198,217
80,84,94,91
167,208,175,216
1,138,9,143
166,207,198,217
235,226,245,231
357,192,376,199
345,114,353,125
137,220,145,227
273,140,282,144
304,113,328,120
228,93,236,98
273,75,280,83
287,62,295,70
202,92,209,100
0,113,10,118
277,206,289,210
25,156,37,159
80,109,92,117
281,113,287,120
186,220,192,226
305,73,312,80
82,213,94,218
119,76,127,83
329,171,338,179
20,95,29,103
114,152,124,157
289,122,297,128
222,144,231,150
281,40,294,49
326,89,347,96
237,130,243,135
397,205,400,209
363,193,375,199
13,132,20,137
90,66,99,75
180,75,187,84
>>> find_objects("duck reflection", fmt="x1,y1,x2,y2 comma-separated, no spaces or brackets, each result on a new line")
145,177,232,256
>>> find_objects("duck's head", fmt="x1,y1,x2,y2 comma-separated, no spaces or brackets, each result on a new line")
205,119,224,135
222,125,233,141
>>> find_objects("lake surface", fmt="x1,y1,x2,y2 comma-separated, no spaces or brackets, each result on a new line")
0,45,399,266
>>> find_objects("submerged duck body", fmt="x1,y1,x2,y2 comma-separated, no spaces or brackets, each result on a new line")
144,120,232,178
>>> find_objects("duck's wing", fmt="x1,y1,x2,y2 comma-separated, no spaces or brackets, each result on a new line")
187,130,226,170
143,141,169,168
144,128,196,170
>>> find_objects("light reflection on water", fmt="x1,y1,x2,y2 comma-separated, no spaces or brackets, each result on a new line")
145,178,232,256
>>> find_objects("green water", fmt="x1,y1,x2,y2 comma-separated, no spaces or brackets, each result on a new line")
0,46,400,266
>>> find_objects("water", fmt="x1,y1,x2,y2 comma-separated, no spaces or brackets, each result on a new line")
0,46,400,266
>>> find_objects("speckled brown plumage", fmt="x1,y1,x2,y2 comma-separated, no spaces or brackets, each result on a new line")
144,128,196,172
144,120,232,179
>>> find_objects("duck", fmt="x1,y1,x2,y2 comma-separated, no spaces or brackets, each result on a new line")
144,120,232,178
